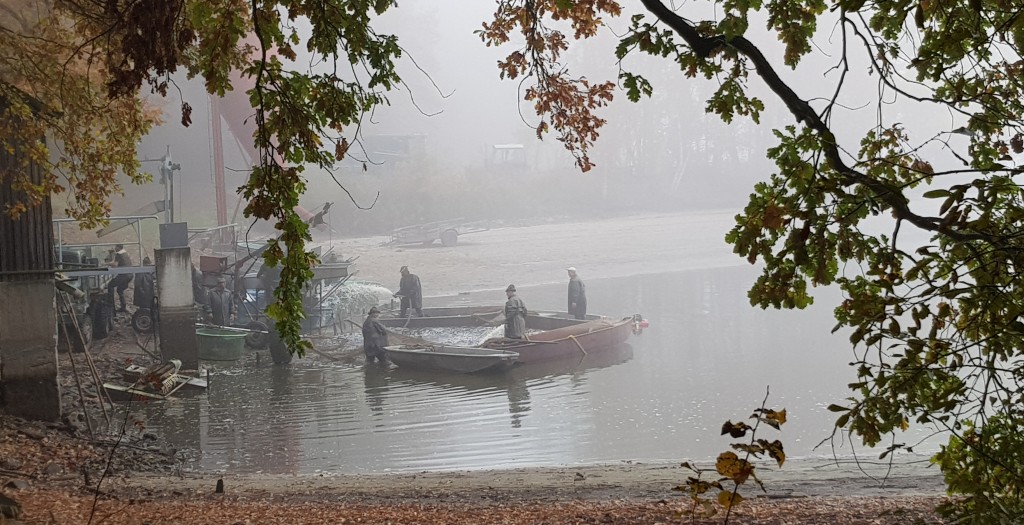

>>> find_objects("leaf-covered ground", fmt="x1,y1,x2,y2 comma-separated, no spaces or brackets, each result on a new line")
1,407,948,524
11,488,949,524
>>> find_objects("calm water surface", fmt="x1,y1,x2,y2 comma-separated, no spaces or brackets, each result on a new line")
135,266,938,474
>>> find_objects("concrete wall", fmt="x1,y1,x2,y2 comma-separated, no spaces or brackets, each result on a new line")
0,279,61,420
155,247,198,369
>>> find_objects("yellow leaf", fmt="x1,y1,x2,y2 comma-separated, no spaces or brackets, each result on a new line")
716,452,753,483
718,490,745,508
768,408,787,425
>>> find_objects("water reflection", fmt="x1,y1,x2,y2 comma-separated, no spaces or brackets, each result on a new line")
130,266,940,475
363,364,389,418
386,343,634,430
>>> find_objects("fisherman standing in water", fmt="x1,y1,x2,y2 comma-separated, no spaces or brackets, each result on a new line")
503,284,527,339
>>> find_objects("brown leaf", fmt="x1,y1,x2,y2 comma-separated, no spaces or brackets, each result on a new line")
335,138,350,161
181,102,192,127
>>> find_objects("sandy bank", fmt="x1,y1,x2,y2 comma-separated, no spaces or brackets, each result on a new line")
110,455,943,503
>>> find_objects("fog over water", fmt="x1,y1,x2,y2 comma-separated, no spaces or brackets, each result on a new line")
135,265,940,475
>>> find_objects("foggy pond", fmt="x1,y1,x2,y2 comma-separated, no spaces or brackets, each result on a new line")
134,265,940,475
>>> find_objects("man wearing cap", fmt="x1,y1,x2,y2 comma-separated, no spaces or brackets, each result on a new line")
566,267,587,320
362,306,389,363
394,265,423,317
205,276,236,326
504,285,527,339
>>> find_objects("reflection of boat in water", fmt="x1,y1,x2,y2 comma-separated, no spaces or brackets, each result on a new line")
379,306,645,364
509,342,635,380
387,343,635,388
389,343,634,427
384,344,519,373
370,343,634,430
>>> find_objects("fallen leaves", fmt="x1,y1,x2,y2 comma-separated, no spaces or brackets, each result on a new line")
8,489,949,524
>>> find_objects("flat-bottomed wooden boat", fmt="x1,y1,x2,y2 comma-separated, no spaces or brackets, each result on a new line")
384,344,519,373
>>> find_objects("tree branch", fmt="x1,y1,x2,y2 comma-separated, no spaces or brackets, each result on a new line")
639,0,988,243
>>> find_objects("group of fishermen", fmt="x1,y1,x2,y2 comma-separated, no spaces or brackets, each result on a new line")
362,265,588,364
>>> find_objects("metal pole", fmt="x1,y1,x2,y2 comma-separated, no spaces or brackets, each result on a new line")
162,161,171,224
56,221,63,265
169,169,175,223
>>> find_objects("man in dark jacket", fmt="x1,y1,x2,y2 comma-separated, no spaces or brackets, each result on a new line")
567,267,587,320
362,306,389,363
106,244,134,312
205,276,236,326
394,265,423,317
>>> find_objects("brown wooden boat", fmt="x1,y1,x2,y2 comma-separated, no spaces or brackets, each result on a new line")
378,307,646,364
480,316,637,363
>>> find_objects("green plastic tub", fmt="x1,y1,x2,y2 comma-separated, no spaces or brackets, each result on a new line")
196,327,248,361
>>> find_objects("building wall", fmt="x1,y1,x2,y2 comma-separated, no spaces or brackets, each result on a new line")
0,100,61,420
0,280,60,419
0,137,54,277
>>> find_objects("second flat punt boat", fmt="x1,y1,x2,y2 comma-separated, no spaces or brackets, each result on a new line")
385,344,520,373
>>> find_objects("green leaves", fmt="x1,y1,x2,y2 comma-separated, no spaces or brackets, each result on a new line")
230,0,404,354
619,72,652,102
764,0,826,66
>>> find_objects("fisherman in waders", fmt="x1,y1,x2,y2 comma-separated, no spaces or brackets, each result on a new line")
566,266,587,320
394,266,423,317
503,284,527,339
362,306,389,364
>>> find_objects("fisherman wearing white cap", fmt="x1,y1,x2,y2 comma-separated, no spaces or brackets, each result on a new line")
566,267,587,320
503,284,527,339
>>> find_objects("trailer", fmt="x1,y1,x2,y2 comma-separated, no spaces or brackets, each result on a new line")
53,216,159,349
389,219,489,247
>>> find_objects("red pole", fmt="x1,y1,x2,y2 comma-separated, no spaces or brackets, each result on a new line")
210,96,228,226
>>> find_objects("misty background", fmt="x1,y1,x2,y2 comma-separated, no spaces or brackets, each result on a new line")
108,2,787,238
106,2,967,238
